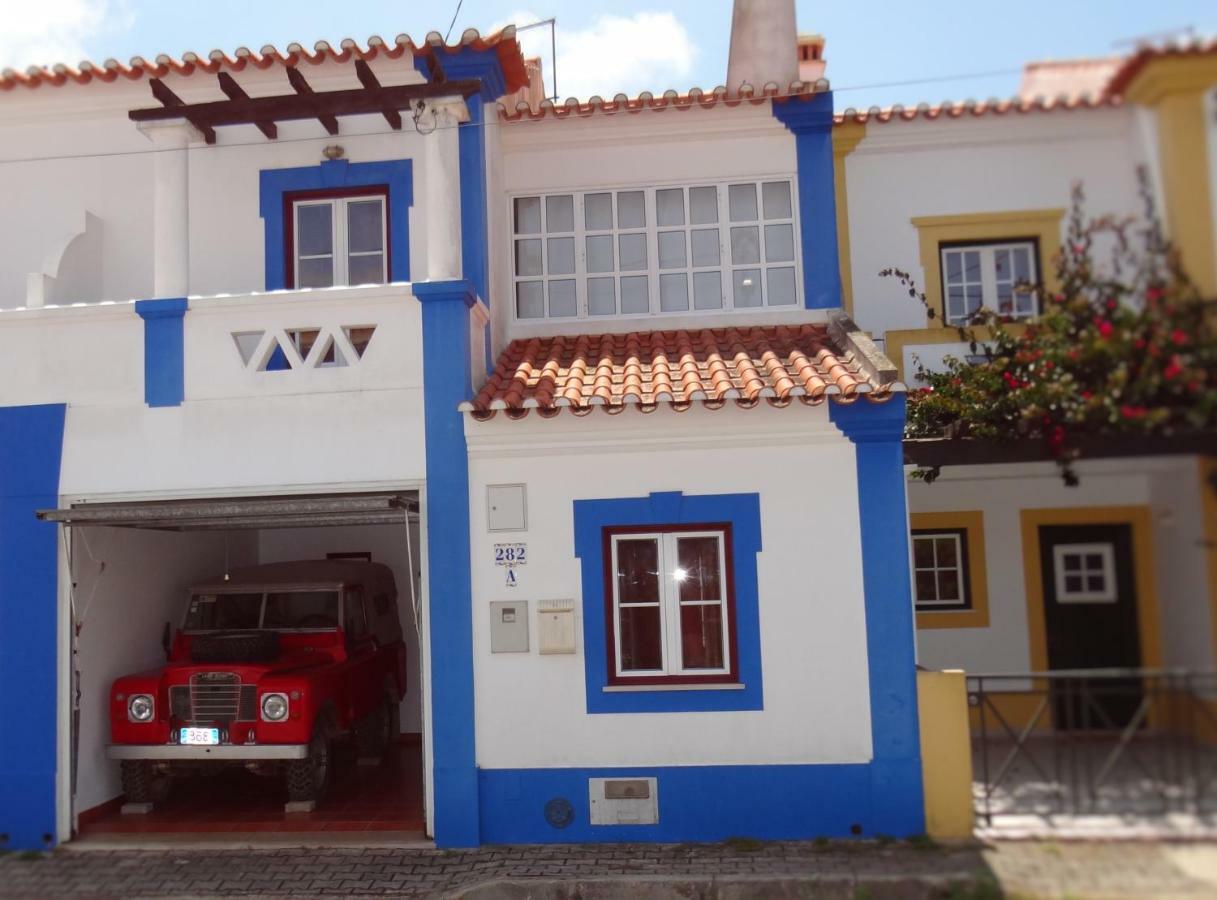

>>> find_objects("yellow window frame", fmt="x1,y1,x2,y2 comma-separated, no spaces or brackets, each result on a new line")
911,510,989,630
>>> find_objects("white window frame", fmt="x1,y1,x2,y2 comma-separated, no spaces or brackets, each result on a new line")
609,530,731,679
939,240,1039,325
1053,543,1118,604
510,177,803,323
292,194,388,289
911,530,970,611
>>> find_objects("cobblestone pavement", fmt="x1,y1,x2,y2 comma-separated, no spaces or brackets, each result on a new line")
3,839,1217,898
0,840,990,898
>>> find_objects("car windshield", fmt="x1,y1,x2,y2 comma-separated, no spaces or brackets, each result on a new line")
183,590,341,631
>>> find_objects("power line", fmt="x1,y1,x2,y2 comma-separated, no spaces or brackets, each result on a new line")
443,0,465,45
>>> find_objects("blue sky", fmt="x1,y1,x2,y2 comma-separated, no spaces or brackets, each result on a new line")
3,0,1214,110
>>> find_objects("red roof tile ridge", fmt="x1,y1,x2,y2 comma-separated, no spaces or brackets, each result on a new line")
1104,35,1217,97
833,92,1122,126
0,26,528,95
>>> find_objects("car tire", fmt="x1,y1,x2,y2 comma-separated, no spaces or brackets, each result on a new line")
286,725,331,803
120,760,170,804
356,696,394,761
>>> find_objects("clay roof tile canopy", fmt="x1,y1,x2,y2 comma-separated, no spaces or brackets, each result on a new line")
462,324,898,420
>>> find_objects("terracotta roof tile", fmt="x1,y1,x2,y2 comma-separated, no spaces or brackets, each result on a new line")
462,324,899,420
0,27,528,95
497,80,829,120
1104,36,1217,97
833,93,1120,126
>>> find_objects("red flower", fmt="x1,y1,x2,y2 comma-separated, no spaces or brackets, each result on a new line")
1134,338,1146,350
1146,287,1163,304
1164,356,1183,380
1097,321,1114,339
1080,391,1092,400
1172,329,1189,346
1120,405,1148,420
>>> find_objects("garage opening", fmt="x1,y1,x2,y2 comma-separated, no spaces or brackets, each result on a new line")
39,491,427,843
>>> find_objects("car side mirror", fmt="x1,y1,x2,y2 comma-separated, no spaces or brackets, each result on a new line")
161,621,172,659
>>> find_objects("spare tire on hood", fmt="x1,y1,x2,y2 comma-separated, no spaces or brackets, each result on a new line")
190,630,281,663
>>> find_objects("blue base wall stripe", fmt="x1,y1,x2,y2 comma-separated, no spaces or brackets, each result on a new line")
134,298,187,407
0,404,67,850
259,159,413,291
771,93,843,310
829,395,925,835
415,280,480,848
479,764,886,844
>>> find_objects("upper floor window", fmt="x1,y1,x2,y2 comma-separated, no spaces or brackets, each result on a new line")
288,190,388,289
939,240,1038,325
607,526,737,685
512,179,800,321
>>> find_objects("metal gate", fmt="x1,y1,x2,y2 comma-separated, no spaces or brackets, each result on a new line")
970,669,1217,825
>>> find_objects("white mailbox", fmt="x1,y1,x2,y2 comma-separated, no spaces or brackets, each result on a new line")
537,599,576,654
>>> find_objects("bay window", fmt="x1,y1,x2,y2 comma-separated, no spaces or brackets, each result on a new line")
512,179,800,321
607,526,737,685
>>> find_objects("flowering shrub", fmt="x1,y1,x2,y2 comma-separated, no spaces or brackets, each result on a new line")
883,179,1216,484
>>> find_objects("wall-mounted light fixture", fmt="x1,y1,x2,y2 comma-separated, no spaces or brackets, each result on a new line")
322,144,345,161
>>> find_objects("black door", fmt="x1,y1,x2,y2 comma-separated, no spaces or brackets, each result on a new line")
1039,523,1142,728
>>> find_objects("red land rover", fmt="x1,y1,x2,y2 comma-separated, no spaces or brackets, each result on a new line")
107,559,407,805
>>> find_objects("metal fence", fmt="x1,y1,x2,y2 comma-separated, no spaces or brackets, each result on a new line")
969,669,1217,825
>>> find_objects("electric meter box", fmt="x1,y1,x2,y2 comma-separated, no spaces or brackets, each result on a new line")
487,484,527,532
489,600,529,652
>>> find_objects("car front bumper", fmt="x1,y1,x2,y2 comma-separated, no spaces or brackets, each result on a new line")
107,743,308,761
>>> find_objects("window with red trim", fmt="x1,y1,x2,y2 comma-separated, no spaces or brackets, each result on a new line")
605,525,738,685
286,187,389,289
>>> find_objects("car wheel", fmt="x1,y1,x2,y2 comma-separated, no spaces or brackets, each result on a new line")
286,725,331,803
120,760,171,804
356,697,393,760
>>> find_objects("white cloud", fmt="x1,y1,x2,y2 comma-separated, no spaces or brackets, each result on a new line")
496,10,697,101
0,0,133,70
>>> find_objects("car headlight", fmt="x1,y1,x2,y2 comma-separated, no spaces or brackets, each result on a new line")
127,694,154,723
261,693,289,722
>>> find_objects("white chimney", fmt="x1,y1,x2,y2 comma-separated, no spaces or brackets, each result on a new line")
726,0,798,92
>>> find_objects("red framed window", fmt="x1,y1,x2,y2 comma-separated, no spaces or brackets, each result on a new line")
284,187,389,289
603,524,739,686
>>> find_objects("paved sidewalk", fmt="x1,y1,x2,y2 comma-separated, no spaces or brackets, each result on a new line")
2,838,1217,898
0,840,991,898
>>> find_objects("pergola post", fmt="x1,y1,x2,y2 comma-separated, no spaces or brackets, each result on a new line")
138,120,201,298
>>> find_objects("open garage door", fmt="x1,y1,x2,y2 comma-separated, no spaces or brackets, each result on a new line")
42,490,427,845
38,492,417,531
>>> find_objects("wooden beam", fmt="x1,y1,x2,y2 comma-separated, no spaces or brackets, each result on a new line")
129,79,479,130
146,77,217,144
286,66,339,135
216,73,277,139
353,59,401,130
903,431,1217,469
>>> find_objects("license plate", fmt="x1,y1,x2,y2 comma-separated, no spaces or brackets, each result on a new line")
180,727,220,746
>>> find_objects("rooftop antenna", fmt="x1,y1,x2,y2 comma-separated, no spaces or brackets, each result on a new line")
1111,25,1197,49
515,18,559,103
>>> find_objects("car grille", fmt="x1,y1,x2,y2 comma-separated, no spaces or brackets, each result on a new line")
170,673,256,724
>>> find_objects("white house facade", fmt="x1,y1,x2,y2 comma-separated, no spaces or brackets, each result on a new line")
0,15,926,850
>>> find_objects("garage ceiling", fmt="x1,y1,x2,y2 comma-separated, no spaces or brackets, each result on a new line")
37,492,418,531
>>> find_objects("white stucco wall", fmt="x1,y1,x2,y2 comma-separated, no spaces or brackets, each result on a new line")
843,108,1143,342
466,402,876,770
910,457,1210,675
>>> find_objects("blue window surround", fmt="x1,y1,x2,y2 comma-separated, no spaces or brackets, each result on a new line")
414,278,480,848
134,298,187,407
771,92,842,310
258,159,413,291
829,395,925,835
572,491,763,713
0,403,66,850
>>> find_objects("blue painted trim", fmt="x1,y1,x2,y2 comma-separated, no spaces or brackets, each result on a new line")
258,159,413,291
480,763,879,843
771,93,842,310
572,491,763,714
134,297,187,407
415,278,479,847
829,395,925,835
415,48,510,102
0,404,66,850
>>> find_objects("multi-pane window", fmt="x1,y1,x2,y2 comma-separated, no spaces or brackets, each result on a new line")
911,529,971,612
939,241,1038,325
607,527,736,684
512,180,800,321
1053,543,1117,603
290,192,388,289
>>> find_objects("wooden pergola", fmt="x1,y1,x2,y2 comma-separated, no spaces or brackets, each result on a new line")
129,52,472,143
